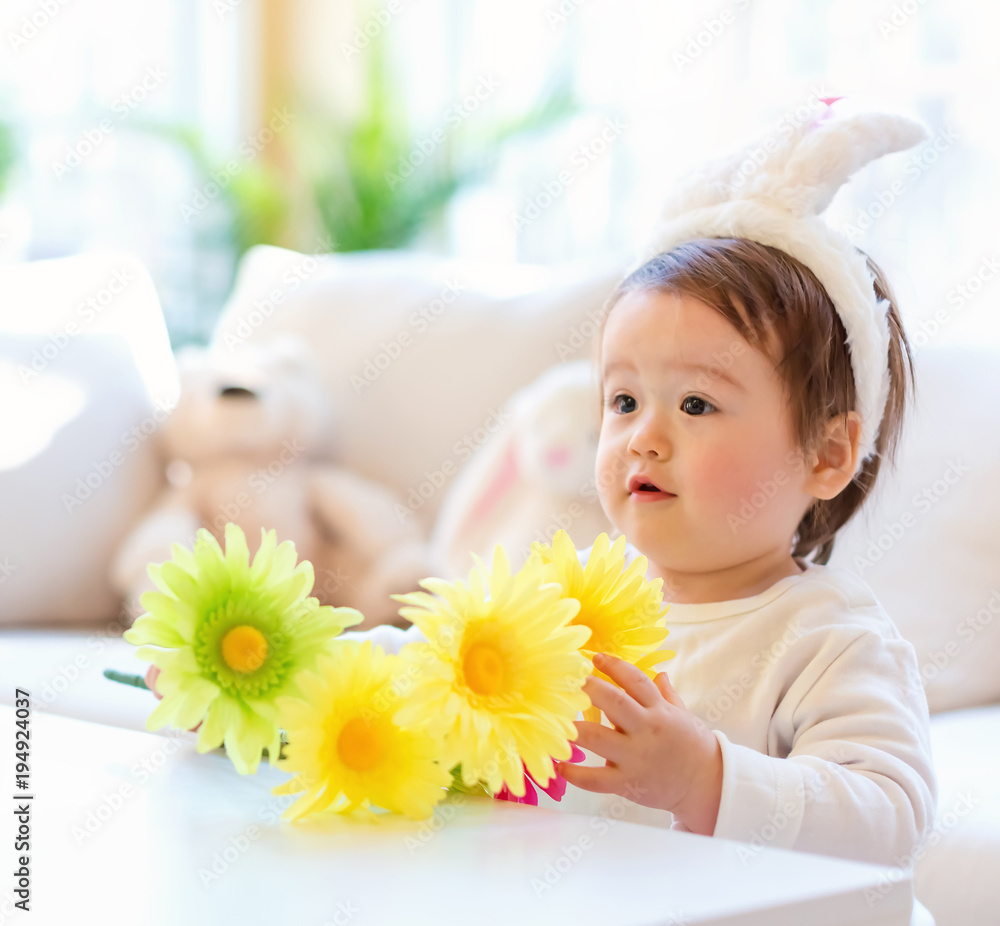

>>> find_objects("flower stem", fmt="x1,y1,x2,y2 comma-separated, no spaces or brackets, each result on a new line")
103,669,150,690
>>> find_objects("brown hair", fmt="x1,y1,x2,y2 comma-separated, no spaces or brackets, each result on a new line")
592,237,916,565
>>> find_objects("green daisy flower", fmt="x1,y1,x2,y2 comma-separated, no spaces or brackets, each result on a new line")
123,522,364,774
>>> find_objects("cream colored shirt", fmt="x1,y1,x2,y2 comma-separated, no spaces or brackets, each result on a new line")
342,541,938,868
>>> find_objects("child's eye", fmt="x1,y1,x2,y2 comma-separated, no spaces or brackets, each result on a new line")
606,393,636,414
681,395,716,416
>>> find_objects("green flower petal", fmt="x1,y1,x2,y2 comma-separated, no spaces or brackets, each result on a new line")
226,703,272,775
132,644,171,666
197,695,238,753
223,521,251,583
134,593,196,641
146,692,181,730
268,570,310,613
268,540,299,587
169,542,198,575
172,677,220,730
122,615,186,649
160,561,200,602
146,563,173,596
249,529,277,586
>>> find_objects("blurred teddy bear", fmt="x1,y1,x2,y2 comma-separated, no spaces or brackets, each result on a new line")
110,335,433,631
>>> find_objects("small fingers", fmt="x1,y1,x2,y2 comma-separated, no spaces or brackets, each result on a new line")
584,674,644,733
593,652,665,709
572,720,628,765
557,761,623,795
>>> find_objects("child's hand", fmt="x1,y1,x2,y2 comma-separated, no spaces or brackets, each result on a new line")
144,665,203,733
557,652,723,836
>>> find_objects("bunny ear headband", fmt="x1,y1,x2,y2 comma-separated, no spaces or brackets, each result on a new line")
630,100,929,475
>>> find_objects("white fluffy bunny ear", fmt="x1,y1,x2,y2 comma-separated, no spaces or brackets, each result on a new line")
658,103,929,223
759,110,928,216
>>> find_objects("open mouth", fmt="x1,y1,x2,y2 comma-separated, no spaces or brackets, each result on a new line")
628,475,676,498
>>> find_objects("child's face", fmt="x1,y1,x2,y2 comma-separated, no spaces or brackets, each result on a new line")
596,288,814,593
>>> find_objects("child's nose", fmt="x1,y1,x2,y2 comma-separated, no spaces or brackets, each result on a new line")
626,412,672,458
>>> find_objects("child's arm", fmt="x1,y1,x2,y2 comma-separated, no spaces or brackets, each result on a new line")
704,627,938,867
564,631,938,868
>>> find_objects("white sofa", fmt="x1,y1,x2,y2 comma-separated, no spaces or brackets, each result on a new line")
1,246,998,926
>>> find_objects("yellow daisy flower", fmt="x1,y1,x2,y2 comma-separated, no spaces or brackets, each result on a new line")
272,640,453,821
528,530,675,722
123,522,363,774
389,545,592,798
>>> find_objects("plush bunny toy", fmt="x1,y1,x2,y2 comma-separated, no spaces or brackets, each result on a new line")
430,359,615,579
110,335,433,631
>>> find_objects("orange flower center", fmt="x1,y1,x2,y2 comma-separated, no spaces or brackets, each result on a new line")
463,642,507,696
336,717,384,771
572,607,605,652
220,625,269,674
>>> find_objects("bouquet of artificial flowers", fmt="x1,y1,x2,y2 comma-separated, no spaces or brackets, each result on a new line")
109,522,674,822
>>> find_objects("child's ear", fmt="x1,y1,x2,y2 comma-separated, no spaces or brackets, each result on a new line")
803,412,862,501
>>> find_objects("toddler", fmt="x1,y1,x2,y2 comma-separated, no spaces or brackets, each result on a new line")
344,105,938,876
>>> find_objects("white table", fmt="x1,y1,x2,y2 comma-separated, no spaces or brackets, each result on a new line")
0,704,919,925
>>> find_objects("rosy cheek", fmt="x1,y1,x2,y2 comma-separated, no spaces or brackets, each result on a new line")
687,447,767,510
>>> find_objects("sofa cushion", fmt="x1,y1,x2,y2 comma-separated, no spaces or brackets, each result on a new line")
828,344,1000,714
209,246,632,533
0,251,178,626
